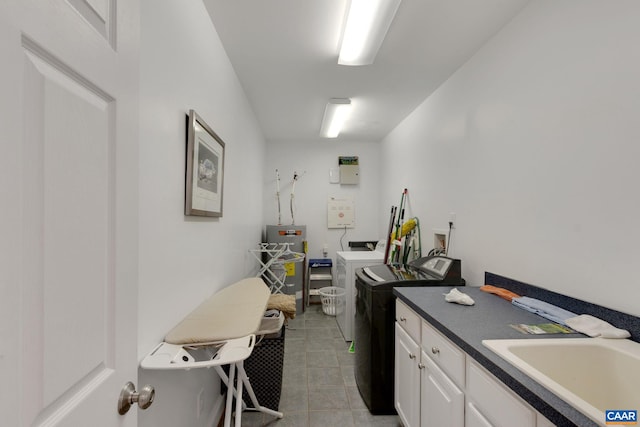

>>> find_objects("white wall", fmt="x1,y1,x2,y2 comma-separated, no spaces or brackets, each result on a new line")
380,0,640,317
263,141,381,261
137,1,266,426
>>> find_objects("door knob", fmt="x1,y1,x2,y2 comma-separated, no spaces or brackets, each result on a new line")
118,381,155,415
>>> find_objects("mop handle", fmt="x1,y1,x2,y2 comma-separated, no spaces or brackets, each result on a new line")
383,206,396,264
392,189,408,263
276,169,281,225
290,172,298,225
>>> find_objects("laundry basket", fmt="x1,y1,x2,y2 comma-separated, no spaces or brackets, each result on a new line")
318,286,345,316
221,310,286,410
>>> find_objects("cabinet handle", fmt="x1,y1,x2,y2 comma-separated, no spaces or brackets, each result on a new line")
418,363,425,370
431,347,440,355
409,353,416,360
399,316,406,322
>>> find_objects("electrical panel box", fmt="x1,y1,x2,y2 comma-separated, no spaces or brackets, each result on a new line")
339,156,359,184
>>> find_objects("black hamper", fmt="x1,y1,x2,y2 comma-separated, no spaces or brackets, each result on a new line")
222,312,285,411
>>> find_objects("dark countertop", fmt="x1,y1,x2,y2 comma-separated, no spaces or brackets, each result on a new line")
394,286,598,427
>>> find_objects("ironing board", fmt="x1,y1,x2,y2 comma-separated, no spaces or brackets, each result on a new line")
140,278,284,427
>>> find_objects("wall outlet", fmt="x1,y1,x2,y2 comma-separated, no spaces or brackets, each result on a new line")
196,387,205,419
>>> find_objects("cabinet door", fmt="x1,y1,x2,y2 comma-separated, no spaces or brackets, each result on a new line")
421,350,464,427
466,360,535,427
397,299,421,342
466,402,495,427
395,323,420,427
537,414,556,427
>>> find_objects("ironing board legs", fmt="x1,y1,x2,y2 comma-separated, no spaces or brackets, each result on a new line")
234,363,244,427
236,361,283,419
224,364,236,427
216,362,284,427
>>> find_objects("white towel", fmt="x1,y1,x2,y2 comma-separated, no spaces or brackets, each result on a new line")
444,288,475,306
564,314,631,339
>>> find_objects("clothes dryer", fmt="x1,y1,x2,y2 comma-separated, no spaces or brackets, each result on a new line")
354,256,465,414
335,245,385,342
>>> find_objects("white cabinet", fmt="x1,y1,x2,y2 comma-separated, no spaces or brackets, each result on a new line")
421,348,464,427
466,359,535,427
466,401,494,427
397,297,421,341
395,299,554,427
395,301,463,427
537,415,556,427
421,321,465,388
395,323,421,427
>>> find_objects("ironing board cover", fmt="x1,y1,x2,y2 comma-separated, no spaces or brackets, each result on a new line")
165,277,270,345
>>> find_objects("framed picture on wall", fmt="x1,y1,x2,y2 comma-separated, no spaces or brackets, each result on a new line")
185,109,225,217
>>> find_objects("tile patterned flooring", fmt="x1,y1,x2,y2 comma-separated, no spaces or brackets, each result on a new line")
239,304,401,426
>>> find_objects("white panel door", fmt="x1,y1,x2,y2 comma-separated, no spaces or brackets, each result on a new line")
0,0,140,426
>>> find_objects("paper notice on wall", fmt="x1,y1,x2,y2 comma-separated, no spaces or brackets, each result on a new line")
328,196,355,228
284,262,296,276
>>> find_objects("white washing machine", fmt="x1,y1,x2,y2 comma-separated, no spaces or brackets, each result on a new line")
335,241,385,341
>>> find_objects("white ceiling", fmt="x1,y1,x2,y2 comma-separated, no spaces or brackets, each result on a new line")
203,0,530,144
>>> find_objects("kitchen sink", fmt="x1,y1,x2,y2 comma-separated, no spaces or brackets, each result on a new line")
482,337,640,425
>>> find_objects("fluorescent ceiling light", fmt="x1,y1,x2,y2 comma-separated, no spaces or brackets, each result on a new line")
320,98,352,138
338,0,402,66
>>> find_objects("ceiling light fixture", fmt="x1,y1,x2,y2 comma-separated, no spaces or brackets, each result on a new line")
338,0,402,66
320,98,352,138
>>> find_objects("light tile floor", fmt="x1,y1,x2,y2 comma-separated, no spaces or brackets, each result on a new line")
239,304,401,426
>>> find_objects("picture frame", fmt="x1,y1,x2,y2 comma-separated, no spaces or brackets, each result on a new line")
185,109,225,217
